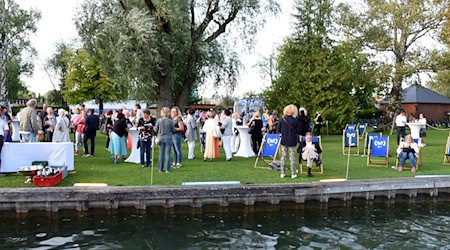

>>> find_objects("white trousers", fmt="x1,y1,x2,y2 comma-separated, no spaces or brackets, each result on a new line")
223,135,232,160
302,148,318,167
232,132,240,153
187,140,196,159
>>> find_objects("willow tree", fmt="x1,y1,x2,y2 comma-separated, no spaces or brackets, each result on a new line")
338,0,450,119
76,0,279,111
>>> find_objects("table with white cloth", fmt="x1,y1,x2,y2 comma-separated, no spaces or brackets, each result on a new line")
11,119,20,142
1,142,74,173
234,125,255,158
406,123,422,140
125,128,140,164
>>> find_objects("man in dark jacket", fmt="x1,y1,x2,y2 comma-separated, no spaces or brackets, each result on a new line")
298,132,322,177
84,109,100,157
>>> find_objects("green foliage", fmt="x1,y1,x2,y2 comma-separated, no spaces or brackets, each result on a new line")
75,0,279,110
263,0,377,134
1,0,41,100
63,49,127,109
337,0,450,114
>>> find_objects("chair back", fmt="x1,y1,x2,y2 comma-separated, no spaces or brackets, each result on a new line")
370,136,389,157
260,133,281,157
358,123,367,136
447,136,450,155
400,137,420,144
300,135,320,144
344,124,358,147
365,132,381,148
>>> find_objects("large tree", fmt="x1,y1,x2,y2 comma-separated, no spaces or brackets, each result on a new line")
75,0,279,112
63,49,127,111
0,0,40,106
263,0,378,133
338,0,450,120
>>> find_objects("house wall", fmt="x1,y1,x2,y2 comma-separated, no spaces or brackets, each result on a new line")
379,103,450,121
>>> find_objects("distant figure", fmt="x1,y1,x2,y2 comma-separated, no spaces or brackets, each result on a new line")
298,108,309,136
314,112,323,136
277,104,301,179
202,110,220,162
248,111,263,155
84,108,100,157
418,113,427,146
221,110,233,161
43,107,56,142
185,108,198,160
108,112,128,164
395,110,407,145
154,107,176,172
53,109,70,142
19,99,39,143
137,109,156,168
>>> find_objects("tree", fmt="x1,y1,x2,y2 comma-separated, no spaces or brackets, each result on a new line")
263,0,378,133
338,0,450,119
75,0,279,112
63,49,127,111
6,47,34,99
0,0,40,105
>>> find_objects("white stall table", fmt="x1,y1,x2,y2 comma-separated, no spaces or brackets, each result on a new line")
1,142,74,173
125,128,140,164
11,119,20,142
406,123,422,140
234,125,255,158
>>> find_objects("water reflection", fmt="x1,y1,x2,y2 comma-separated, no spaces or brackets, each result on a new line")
0,203,450,249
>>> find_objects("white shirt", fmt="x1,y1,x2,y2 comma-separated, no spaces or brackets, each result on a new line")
395,114,407,127
418,118,427,128
0,118,9,137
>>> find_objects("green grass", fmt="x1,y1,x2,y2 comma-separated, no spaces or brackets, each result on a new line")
1,129,450,188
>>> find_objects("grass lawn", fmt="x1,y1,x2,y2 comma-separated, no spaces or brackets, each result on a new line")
1,129,450,188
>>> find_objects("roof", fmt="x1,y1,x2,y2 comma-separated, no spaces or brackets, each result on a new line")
403,84,450,104
378,84,450,105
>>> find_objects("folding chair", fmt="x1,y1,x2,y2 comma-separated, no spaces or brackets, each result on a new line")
299,135,323,174
342,124,359,155
366,136,389,167
363,132,382,155
395,138,422,170
358,123,367,140
254,133,281,169
443,135,450,165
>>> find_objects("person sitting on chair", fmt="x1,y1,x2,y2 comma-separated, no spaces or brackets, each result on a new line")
396,134,419,172
298,132,322,177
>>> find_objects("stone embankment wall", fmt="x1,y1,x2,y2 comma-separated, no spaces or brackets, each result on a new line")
1,177,449,213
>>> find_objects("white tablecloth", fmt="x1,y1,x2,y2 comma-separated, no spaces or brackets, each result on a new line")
234,126,255,158
11,119,20,142
406,123,422,140
125,128,140,164
1,142,74,173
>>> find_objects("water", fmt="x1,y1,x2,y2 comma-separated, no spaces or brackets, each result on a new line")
1,202,450,249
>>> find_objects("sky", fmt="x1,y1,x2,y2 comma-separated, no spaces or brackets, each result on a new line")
14,0,293,99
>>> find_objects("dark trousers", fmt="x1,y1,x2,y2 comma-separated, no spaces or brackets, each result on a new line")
84,133,96,156
106,135,110,149
46,131,53,142
316,124,322,136
140,140,152,166
252,136,262,155
0,135,4,168
397,126,406,145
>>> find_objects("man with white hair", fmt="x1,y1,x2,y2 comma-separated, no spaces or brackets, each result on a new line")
19,99,39,142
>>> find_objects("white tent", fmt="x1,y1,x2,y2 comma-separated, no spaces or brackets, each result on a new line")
69,100,147,113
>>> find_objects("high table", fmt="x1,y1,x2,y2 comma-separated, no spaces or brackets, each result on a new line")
11,119,20,142
125,128,140,164
1,142,74,173
234,125,255,158
406,123,423,142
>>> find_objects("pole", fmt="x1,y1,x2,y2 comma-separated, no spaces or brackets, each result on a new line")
150,137,155,185
345,135,351,180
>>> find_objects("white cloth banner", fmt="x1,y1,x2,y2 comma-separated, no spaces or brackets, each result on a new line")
1,142,74,172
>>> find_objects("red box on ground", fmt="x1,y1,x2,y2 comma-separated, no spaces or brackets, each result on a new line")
33,172,62,187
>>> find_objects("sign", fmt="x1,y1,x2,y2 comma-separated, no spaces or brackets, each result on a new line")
261,134,281,157
344,125,358,147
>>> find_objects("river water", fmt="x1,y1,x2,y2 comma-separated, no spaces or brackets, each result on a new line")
1,202,450,249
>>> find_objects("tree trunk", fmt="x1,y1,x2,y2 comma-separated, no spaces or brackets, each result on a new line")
157,72,173,116
175,45,199,112
98,98,104,113
387,56,404,123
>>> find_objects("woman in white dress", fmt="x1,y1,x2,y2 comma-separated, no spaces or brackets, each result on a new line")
53,109,70,142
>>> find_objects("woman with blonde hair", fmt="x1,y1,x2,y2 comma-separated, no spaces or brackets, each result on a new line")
202,110,220,161
278,104,301,179
53,109,70,142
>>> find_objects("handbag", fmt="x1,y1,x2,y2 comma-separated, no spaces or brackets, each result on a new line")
248,122,255,134
100,123,108,135
212,125,222,138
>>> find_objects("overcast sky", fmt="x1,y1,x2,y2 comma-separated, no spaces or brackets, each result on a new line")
14,0,293,98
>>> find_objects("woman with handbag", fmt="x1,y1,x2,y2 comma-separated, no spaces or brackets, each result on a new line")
248,111,264,155
202,110,220,162
278,104,301,179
